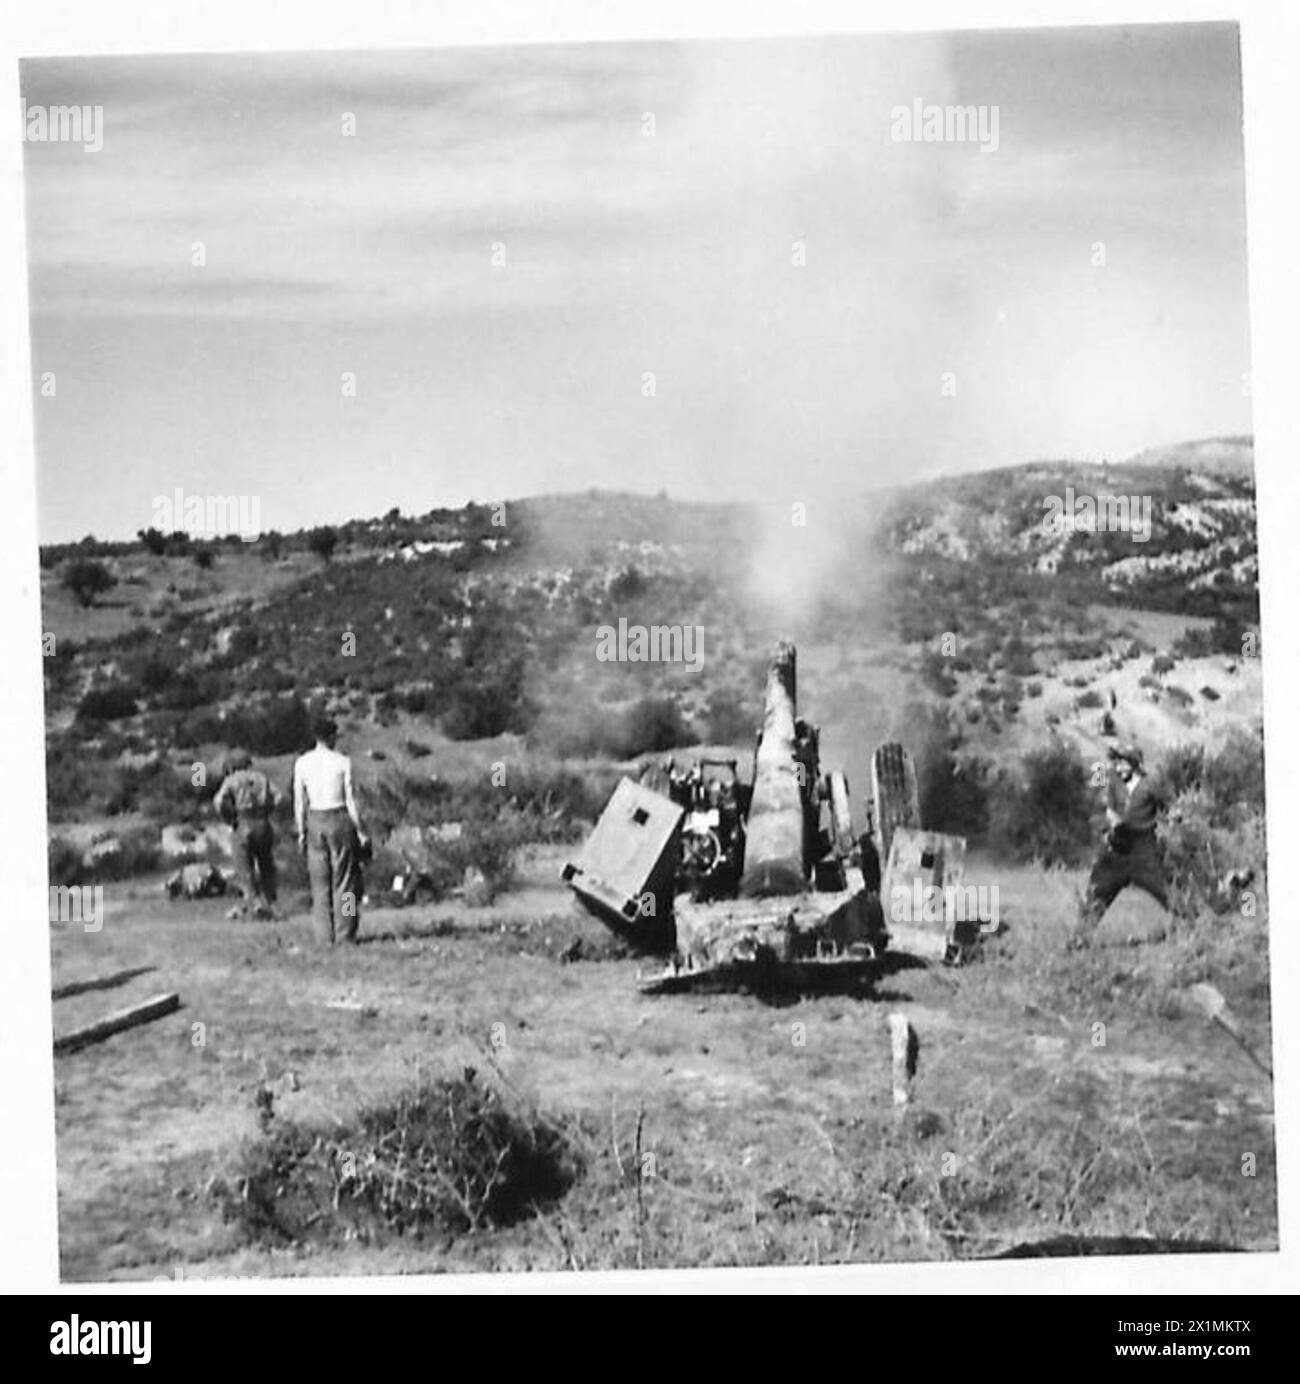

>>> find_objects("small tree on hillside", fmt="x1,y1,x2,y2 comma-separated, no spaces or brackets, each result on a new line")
308,526,339,563
986,743,1095,866
62,558,117,609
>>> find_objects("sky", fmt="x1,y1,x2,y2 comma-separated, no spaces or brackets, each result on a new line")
21,23,1252,543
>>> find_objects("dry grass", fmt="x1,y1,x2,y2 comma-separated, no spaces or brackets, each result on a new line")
50,847,1276,1280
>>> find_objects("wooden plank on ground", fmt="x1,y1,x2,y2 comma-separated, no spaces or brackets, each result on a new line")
53,992,181,1056
52,966,156,1002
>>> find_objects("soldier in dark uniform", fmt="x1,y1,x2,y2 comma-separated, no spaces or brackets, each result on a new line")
213,748,281,919
1076,743,1169,938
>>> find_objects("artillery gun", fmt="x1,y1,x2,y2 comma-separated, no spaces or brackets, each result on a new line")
562,641,981,990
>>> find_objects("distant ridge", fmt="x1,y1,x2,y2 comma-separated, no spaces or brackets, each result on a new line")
1122,436,1254,477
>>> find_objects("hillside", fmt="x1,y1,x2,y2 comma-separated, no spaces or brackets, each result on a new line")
41,437,1273,1278
40,437,1262,866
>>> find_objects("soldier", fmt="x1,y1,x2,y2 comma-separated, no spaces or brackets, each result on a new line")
857,801,883,894
212,748,280,919
1075,743,1169,941
293,713,369,946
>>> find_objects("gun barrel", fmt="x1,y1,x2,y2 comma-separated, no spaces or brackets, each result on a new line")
740,641,808,897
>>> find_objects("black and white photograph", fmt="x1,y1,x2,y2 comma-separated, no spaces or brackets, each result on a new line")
6,1,1296,1303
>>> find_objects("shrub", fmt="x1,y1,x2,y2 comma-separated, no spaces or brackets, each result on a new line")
1149,729,1264,829
225,625,261,663
1075,689,1103,710
158,672,225,711
1058,636,1108,660
1002,637,1038,677
45,738,96,817
1173,619,1251,660
47,836,84,886
919,650,958,698
224,696,313,756
62,558,117,608
76,682,140,723
130,759,201,821
985,743,1095,866
397,685,439,716
132,654,175,695
216,1072,582,1245
172,708,225,748
47,826,162,884
441,670,529,739
502,762,614,824
1201,729,1266,816
307,527,338,563
1148,735,1267,916
917,742,989,839
440,623,531,740
608,566,646,601
242,665,294,697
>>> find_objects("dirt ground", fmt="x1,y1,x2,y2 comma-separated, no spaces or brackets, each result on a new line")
50,847,1276,1280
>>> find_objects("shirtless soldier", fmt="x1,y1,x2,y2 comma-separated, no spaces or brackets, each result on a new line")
293,714,370,945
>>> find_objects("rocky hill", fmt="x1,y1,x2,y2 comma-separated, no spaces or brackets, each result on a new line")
40,437,1263,868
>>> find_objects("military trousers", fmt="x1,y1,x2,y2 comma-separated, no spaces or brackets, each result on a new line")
305,807,363,945
234,818,277,907
1080,833,1169,926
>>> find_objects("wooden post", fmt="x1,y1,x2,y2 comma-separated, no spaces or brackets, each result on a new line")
741,641,808,897
1188,982,1273,1078
889,1011,914,1106
53,992,181,1055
